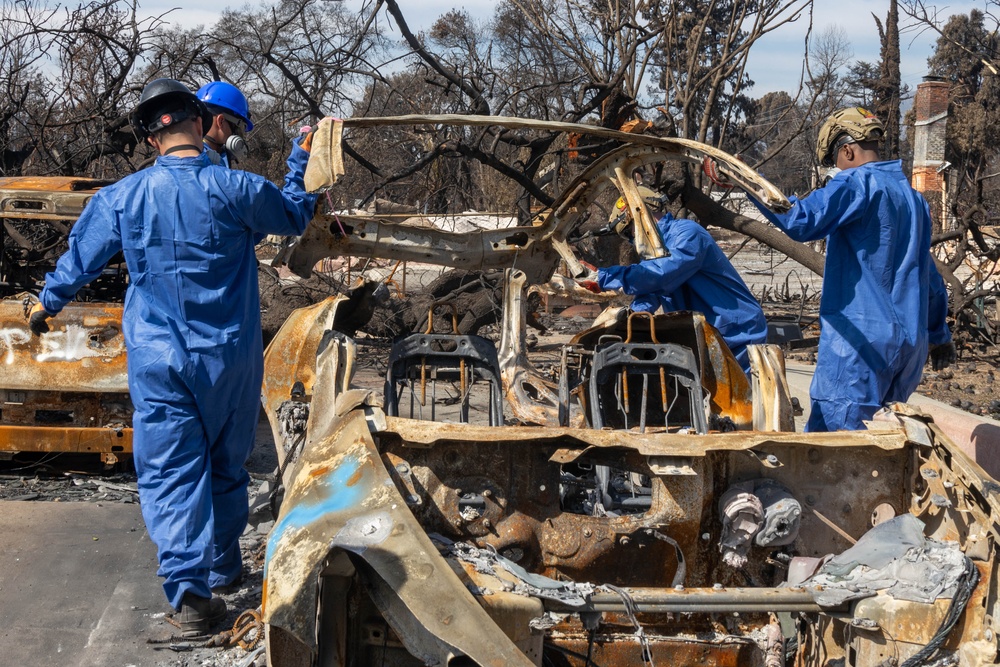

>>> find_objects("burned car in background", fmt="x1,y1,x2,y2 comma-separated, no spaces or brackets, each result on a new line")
0,177,131,464
258,117,1000,667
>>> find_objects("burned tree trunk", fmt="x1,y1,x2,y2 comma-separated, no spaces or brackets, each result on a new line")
681,185,826,276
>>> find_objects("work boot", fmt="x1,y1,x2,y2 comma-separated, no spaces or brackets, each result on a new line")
178,592,227,638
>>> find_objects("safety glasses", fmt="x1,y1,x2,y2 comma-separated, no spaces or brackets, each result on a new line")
223,113,246,136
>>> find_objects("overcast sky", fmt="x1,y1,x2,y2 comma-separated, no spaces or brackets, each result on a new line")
139,0,985,97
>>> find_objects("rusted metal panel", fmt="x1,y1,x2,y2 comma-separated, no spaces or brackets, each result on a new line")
841,562,997,665
0,301,127,392
852,562,991,653
377,413,912,591
0,177,109,192
686,311,753,428
381,440,705,585
0,300,130,460
0,424,131,456
1,389,131,429
749,343,795,431
380,415,909,456
924,418,1000,520
261,296,345,470
452,560,545,662
263,410,535,667
549,635,759,666
724,444,911,559
0,178,107,221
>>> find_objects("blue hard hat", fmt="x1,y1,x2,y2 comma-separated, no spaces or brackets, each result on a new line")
196,81,254,132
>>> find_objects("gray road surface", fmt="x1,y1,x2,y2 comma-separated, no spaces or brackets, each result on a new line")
0,501,172,667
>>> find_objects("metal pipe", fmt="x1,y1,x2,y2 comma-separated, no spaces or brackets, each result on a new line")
584,602,821,613
543,587,825,614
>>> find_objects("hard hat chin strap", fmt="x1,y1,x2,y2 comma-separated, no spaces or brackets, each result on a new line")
163,144,203,156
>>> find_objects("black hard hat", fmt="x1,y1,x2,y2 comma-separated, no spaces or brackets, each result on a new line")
130,78,211,141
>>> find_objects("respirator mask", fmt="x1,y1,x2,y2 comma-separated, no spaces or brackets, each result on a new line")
222,113,249,163
224,134,248,163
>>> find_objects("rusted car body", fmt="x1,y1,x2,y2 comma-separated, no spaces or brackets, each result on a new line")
0,178,131,463
258,117,1000,667
261,292,1000,667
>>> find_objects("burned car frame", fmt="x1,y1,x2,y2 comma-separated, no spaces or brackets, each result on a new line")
258,117,1000,667
1,118,995,666
0,177,131,464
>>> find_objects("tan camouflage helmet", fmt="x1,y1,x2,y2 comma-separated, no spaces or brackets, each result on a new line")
816,107,885,167
608,185,665,235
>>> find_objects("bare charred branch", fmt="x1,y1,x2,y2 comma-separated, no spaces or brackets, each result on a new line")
384,0,490,115
681,183,825,277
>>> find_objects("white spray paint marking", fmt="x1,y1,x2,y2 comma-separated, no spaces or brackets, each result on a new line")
0,328,31,365
36,325,105,362
0,324,123,364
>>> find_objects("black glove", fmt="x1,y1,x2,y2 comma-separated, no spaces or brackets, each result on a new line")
28,302,53,335
929,342,956,371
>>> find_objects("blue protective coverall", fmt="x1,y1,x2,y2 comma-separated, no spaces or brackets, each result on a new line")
750,160,951,431
597,213,768,375
40,141,318,609
205,145,230,168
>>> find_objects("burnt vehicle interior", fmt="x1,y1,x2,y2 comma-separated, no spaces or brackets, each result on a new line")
257,118,1000,667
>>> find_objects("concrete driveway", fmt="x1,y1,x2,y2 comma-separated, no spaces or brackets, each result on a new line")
0,501,175,666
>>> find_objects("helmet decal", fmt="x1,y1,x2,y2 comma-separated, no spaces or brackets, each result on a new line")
130,79,210,140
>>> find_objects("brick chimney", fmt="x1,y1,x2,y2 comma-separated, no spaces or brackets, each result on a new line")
911,75,950,227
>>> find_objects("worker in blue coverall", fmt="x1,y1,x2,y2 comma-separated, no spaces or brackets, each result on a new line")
577,186,767,375
734,107,956,431
197,81,253,168
26,79,319,636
